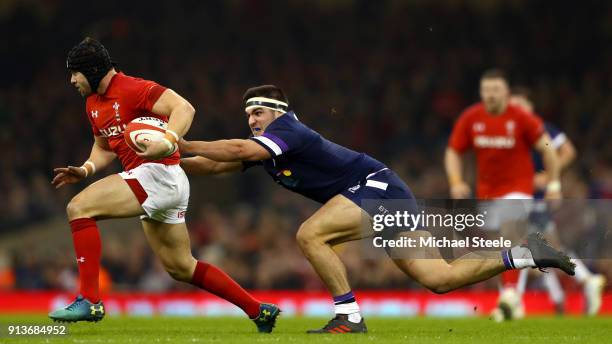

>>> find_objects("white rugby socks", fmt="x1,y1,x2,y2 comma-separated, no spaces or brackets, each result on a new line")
502,246,536,270
333,291,362,323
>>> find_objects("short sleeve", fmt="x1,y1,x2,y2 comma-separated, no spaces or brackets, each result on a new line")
249,117,304,157
132,79,168,112
521,112,545,146
545,123,567,149
448,111,473,153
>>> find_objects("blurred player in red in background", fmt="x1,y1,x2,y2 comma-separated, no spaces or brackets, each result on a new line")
511,88,605,316
444,69,561,320
445,69,561,200
48,38,279,333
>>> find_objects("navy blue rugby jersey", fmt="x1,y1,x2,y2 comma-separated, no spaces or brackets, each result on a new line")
533,122,567,199
244,111,386,203
533,122,566,172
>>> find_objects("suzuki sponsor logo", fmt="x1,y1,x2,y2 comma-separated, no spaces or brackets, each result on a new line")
100,124,127,137
474,135,516,148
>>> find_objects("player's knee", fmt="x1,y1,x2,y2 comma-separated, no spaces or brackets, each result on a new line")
296,222,322,251
295,226,309,248
66,195,89,221
163,259,196,282
165,264,192,282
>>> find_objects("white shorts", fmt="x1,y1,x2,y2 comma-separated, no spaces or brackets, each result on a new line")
482,192,533,230
119,163,189,224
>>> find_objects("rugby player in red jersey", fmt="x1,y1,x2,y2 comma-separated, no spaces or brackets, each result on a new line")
445,69,561,200
445,69,561,320
48,38,279,332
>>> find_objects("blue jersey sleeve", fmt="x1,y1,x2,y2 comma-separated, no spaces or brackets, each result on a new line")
249,113,307,157
545,122,567,149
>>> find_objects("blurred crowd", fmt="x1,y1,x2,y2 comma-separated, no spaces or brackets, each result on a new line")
1,0,612,291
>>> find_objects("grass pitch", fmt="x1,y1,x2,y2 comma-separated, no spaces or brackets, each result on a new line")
0,315,610,343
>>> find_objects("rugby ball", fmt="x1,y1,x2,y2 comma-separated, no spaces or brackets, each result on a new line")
124,117,177,154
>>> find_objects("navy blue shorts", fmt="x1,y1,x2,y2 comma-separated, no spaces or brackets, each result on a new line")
340,168,419,240
528,200,554,233
341,168,418,215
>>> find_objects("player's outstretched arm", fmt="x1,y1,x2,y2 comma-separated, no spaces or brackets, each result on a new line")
138,89,195,160
444,147,471,199
179,138,271,162
557,138,577,170
52,136,116,189
534,133,561,199
180,156,242,176
535,137,577,189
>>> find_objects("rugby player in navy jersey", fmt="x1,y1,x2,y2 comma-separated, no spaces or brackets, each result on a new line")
179,85,575,333
510,89,605,316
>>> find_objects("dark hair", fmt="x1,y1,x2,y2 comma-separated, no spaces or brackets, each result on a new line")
480,68,508,82
511,85,531,99
66,37,113,92
242,85,289,104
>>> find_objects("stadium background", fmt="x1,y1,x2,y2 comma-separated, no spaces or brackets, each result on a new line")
1,0,611,317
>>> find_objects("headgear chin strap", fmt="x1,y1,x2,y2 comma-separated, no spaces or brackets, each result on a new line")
245,97,288,114
66,37,113,93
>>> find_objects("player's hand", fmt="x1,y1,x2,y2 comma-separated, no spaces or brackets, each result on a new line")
534,172,548,190
544,179,562,210
544,189,562,200
136,139,175,160
178,138,193,154
51,166,87,189
545,190,563,211
450,181,471,199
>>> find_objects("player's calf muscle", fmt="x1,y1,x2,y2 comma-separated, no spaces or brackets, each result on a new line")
393,259,452,294
419,275,454,294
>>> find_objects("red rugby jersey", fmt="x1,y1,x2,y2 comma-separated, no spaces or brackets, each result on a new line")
449,102,544,199
84,72,180,171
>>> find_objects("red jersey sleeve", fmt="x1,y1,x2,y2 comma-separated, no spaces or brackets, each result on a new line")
130,79,168,112
520,111,545,146
449,110,473,153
